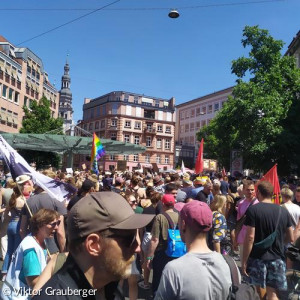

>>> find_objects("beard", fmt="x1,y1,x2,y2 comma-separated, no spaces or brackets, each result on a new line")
101,245,135,280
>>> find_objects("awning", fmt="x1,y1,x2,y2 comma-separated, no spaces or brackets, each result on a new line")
0,133,147,155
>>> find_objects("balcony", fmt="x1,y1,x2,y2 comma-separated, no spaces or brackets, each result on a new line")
144,128,156,134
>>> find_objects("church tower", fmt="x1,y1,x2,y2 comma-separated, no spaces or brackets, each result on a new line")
59,59,74,132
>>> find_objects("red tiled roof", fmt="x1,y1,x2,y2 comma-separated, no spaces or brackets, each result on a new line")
0,36,9,43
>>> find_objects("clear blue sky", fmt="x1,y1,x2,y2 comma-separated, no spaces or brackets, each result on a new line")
1,0,299,122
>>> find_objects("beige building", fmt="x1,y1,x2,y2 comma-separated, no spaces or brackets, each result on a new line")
79,91,176,171
0,36,58,133
286,30,300,67
175,87,233,168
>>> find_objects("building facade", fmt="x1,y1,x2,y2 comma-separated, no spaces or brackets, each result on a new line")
80,91,176,171
175,87,233,168
0,35,58,133
59,61,74,133
285,30,300,67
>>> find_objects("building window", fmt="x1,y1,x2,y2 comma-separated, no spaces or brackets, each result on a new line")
208,105,212,114
97,106,100,116
112,103,118,114
155,100,160,107
157,125,163,132
110,155,115,161
133,154,139,162
180,112,184,120
145,154,150,163
102,105,106,115
185,110,189,119
190,123,194,131
136,107,142,117
8,88,13,101
165,156,169,164
201,120,206,128
100,120,105,128
83,124,87,131
180,125,184,133
165,126,171,134
124,94,129,102
125,120,131,128
124,154,129,161
146,137,152,147
191,109,195,118
214,103,219,112
2,85,7,98
111,133,116,140
165,139,170,150
89,123,93,131
134,96,139,104
126,106,132,115
202,106,206,114
95,121,99,129
196,122,200,130
134,121,141,129
111,119,117,127
156,138,162,149
185,124,189,132
196,107,201,116
146,123,152,130
190,136,194,144
90,108,94,118
124,134,130,143
134,135,140,145
156,155,161,164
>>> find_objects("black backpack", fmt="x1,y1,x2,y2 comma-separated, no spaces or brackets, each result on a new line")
222,255,260,300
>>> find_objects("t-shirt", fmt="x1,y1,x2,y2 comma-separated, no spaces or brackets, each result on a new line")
196,190,211,205
151,211,179,251
155,252,232,300
245,202,292,260
282,202,300,229
220,181,229,195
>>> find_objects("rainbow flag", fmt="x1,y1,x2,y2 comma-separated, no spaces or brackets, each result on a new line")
91,133,105,174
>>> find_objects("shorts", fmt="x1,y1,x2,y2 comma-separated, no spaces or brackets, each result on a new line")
247,257,287,290
141,232,152,254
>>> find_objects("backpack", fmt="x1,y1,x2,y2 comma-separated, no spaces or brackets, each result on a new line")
163,211,186,258
222,255,260,300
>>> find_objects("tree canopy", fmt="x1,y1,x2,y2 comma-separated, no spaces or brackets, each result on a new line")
197,26,300,175
19,96,63,168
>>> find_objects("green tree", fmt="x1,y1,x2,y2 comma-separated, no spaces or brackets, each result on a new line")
20,96,64,169
197,26,300,175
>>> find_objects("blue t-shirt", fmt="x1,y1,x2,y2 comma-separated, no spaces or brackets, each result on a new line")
19,248,47,284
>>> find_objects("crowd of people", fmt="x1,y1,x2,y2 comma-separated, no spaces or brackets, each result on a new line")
0,167,298,299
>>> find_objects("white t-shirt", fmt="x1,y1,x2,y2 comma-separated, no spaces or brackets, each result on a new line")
283,202,300,229
155,251,232,300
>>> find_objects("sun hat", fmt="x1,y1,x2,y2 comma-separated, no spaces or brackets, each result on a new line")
16,174,32,185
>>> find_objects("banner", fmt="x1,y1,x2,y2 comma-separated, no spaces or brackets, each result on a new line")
0,135,76,201
258,164,281,205
195,138,204,174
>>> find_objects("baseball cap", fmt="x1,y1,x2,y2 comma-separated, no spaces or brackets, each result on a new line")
16,174,32,185
162,194,176,206
180,201,212,232
68,192,155,241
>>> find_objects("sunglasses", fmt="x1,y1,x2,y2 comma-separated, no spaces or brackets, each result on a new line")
48,220,61,228
129,200,137,205
103,231,137,248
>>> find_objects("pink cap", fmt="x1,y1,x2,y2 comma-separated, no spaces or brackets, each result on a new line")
162,194,176,206
180,201,212,232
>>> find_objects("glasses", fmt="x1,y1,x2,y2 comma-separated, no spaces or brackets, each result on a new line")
102,230,137,248
48,220,61,228
129,200,137,205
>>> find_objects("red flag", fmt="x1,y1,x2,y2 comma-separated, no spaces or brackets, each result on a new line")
195,138,204,174
257,164,281,205
222,167,226,177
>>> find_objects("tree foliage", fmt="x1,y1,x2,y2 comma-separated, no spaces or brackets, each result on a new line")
197,26,300,175
19,96,63,169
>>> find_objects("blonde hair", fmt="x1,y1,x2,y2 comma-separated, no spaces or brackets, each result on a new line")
281,187,293,200
211,194,227,213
